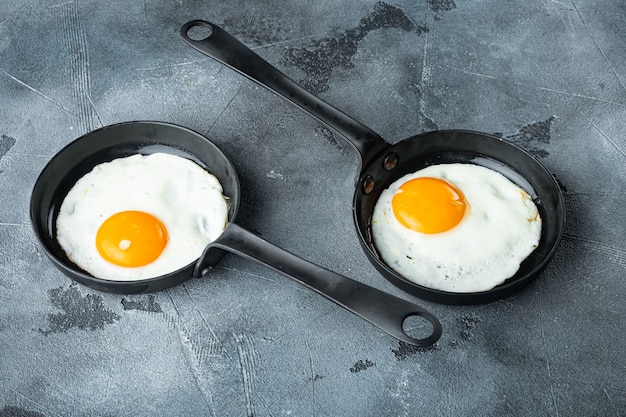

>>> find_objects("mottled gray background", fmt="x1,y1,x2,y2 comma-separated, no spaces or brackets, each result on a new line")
1,0,625,416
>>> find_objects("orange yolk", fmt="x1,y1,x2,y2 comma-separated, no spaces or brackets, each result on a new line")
391,177,468,234
96,210,168,267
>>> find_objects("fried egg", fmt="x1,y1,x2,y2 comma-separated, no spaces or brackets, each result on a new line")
56,152,229,281
371,163,541,293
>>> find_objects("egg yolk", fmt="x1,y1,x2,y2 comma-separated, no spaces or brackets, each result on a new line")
96,210,168,267
392,177,468,234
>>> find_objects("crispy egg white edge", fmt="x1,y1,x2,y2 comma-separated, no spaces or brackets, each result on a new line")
371,163,542,293
56,153,229,281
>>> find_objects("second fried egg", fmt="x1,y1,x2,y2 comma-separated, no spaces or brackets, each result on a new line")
56,152,229,281
371,163,541,293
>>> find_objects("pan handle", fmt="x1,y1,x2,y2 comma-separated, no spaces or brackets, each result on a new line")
180,20,390,175
194,223,442,347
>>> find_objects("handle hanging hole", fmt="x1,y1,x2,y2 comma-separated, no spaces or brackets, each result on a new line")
186,23,214,41
402,314,437,342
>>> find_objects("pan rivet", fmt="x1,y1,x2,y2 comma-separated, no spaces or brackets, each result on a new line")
383,153,398,171
362,175,375,194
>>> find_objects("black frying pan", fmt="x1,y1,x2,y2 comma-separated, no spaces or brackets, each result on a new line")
180,20,566,305
30,121,441,346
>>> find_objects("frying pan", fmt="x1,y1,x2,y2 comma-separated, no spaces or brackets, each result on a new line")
30,121,442,346
180,20,565,305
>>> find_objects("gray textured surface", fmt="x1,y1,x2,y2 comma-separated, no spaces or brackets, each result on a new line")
1,0,625,416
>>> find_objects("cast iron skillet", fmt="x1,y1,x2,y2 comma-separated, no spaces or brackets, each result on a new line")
180,20,566,305
30,121,441,346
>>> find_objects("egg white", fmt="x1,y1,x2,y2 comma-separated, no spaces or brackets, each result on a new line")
56,152,229,281
371,163,542,293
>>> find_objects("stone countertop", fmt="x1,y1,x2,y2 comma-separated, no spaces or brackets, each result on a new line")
1,0,624,416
